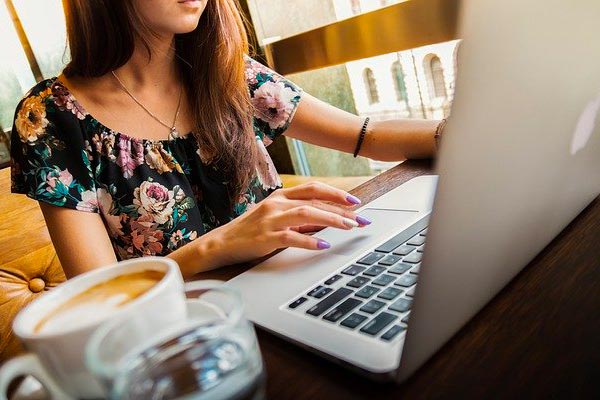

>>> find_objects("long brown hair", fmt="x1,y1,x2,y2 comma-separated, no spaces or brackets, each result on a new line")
62,0,257,208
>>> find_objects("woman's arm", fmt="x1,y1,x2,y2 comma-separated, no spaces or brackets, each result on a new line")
40,203,118,278
41,182,368,279
284,92,439,161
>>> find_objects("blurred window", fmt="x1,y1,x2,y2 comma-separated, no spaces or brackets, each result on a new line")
363,68,380,104
391,61,407,102
0,0,67,131
12,0,69,79
0,3,36,131
426,54,447,99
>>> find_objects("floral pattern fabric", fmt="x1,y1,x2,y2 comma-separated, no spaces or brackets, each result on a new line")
10,56,302,259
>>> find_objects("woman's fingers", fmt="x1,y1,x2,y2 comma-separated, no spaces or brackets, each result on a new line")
291,225,326,234
270,206,359,231
259,195,370,226
287,199,370,226
278,181,362,206
274,230,331,250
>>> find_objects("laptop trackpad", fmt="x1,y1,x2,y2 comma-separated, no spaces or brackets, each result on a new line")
315,208,419,257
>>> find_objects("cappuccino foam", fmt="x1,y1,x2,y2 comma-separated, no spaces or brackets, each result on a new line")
35,270,165,334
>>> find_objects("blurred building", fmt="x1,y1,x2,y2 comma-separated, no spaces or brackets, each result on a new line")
333,0,457,122
249,0,458,174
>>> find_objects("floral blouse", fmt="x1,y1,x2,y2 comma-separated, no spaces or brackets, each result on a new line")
10,57,302,260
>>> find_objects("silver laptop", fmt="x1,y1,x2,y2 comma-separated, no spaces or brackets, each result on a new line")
227,0,600,381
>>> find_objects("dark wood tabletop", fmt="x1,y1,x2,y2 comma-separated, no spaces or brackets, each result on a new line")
195,160,600,399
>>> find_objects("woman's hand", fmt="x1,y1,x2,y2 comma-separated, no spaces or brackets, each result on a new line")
201,182,371,268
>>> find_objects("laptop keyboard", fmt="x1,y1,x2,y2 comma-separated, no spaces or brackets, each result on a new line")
286,217,429,343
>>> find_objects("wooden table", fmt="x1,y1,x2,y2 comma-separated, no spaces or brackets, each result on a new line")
196,160,600,399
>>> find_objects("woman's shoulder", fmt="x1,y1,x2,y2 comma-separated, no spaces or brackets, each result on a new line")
243,55,300,91
10,77,98,211
21,77,56,98
243,55,303,144
14,76,89,144
17,76,88,121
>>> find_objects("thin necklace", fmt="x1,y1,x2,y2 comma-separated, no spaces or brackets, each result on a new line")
111,70,183,141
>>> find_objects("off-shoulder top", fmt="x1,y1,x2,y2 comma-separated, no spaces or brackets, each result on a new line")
10,57,302,259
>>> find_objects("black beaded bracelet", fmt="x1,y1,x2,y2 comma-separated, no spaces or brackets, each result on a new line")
353,117,370,158
434,118,447,149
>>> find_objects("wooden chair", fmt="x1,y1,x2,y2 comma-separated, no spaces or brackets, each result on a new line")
0,167,66,362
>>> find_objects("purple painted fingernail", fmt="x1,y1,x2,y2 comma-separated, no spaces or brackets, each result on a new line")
317,239,331,250
346,194,361,205
356,215,372,226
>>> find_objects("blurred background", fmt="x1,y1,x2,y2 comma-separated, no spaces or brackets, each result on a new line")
0,0,458,178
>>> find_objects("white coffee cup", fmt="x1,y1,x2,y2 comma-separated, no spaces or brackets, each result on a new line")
0,257,187,399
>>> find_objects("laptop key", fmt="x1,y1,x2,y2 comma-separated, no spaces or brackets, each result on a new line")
323,298,363,322
375,234,408,253
410,264,421,274
402,313,410,324
388,263,412,275
417,245,425,253
373,218,429,253
392,245,416,256
403,252,423,264
419,228,428,236
394,274,418,288
340,313,369,329
288,297,307,309
306,288,352,316
405,287,416,297
381,325,406,341
360,299,386,314
347,276,370,288
355,285,380,299
389,298,412,313
307,286,324,296
324,274,343,285
377,287,403,300
407,236,426,246
379,255,402,266
360,312,397,336
342,265,366,276
372,274,396,286
309,287,333,299
356,252,386,265
363,265,386,277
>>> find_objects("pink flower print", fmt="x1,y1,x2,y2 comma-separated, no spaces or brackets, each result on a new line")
251,81,297,130
116,136,143,179
97,188,123,237
93,132,117,161
168,229,185,249
261,135,273,146
133,181,175,225
76,189,98,212
132,139,144,166
255,139,281,190
245,58,267,85
129,214,164,256
52,81,87,120
58,170,73,186
245,67,258,85
46,168,73,192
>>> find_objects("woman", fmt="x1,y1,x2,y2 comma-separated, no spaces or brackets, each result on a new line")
10,0,442,278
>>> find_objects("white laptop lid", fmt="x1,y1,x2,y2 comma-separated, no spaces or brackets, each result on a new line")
398,0,600,380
